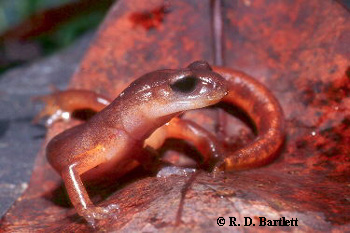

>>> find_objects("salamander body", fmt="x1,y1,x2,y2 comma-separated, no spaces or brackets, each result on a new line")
38,61,285,225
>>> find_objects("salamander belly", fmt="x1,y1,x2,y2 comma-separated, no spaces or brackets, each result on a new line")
82,132,141,179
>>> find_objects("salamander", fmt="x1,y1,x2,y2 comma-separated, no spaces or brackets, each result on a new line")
36,61,285,225
42,61,227,225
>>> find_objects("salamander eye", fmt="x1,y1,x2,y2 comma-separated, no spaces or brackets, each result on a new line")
170,76,198,93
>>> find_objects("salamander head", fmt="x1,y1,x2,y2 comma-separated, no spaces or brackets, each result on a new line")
120,61,228,119
115,61,228,139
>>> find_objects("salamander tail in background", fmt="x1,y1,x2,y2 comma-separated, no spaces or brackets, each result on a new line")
213,66,285,170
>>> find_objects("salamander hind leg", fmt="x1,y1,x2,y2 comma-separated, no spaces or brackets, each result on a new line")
145,117,224,170
32,89,111,126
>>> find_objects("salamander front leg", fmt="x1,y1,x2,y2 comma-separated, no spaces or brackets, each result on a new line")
61,164,119,227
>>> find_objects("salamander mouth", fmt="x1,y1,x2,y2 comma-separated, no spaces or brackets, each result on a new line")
188,88,228,109
206,85,228,102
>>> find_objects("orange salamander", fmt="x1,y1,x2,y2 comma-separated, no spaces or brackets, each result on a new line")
36,61,285,225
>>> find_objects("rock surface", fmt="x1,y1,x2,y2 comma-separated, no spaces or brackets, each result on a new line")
0,32,94,217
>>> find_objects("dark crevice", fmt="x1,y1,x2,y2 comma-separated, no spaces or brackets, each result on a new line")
0,119,10,138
